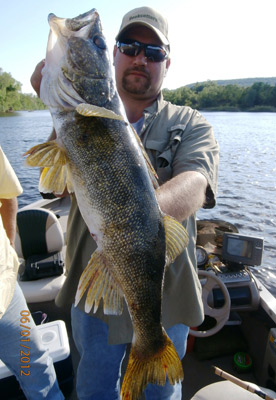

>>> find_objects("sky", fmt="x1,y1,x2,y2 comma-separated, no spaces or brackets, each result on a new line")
1,0,275,94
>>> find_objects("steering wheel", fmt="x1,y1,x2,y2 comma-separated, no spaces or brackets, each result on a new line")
189,270,231,337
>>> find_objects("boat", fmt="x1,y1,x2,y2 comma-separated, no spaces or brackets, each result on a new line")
1,194,276,400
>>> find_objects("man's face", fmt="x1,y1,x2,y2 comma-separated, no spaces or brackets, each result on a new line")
113,26,170,100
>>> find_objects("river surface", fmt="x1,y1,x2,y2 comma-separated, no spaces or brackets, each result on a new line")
0,110,275,294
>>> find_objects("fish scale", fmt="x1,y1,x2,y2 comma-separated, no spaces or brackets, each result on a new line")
24,8,189,400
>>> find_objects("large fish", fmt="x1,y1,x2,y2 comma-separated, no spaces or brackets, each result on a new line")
25,9,189,400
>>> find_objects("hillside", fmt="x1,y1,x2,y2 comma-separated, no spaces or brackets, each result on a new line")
163,79,276,111
186,77,276,88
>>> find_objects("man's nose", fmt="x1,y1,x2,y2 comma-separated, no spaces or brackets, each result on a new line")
133,50,148,65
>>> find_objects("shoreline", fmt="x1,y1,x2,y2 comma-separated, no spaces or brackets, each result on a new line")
1,106,276,117
198,106,276,112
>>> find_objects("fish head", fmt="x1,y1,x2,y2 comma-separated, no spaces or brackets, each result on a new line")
41,9,115,110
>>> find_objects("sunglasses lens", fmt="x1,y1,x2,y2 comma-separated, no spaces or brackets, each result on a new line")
117,41,167,62
145,46,167,62
117,43,140,57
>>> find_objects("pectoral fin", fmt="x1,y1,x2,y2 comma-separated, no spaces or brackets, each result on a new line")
24,141,72,195
164,215,189,266
76,103,125,121
24,141,67,166
75,251,124,315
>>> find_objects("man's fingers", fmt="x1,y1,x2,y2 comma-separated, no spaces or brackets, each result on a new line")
30,59,45,96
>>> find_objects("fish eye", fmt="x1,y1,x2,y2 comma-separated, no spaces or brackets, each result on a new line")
93,35,106,50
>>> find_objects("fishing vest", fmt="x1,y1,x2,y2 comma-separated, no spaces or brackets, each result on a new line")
139,93,218,208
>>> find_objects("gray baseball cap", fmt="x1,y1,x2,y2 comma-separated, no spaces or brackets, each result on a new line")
116,6,169,46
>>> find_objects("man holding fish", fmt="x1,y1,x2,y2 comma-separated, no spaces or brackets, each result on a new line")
31,6,218,400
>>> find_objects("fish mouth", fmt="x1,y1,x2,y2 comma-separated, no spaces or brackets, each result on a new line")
46,9,101,69
41,9,113,110
48,9,99,40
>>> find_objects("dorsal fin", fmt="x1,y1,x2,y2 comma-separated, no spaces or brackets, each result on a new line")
129,124,159,190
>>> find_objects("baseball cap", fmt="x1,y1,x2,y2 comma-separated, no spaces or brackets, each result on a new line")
116,6,169,46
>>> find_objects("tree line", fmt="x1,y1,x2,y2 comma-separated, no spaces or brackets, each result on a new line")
1,67,276,113
163,81,276,111
0,68,46,112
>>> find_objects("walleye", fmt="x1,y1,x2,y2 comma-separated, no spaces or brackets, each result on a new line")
25,9,189,400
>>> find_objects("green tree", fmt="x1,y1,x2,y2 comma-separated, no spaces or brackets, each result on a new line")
220,85,243,107
268,85,276,107
0,68,22,111
163,86,197,108
164,80,276,111
197,83,221,108
0,68,47,111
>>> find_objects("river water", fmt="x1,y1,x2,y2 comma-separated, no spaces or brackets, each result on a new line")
0,110,275,294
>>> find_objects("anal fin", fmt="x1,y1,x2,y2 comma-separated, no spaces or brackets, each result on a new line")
75,251,123,315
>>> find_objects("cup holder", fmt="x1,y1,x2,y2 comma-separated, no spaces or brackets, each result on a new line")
41,330,57,344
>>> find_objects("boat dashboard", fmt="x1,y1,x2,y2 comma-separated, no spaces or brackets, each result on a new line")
196,225,264,314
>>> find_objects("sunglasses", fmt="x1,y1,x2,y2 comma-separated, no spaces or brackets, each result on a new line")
116,40,168,62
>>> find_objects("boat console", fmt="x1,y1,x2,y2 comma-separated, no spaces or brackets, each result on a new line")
197,229,264,313
213,232,263,312
221,232,264,269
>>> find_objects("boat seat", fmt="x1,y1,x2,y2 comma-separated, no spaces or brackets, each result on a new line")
15,208,66,303
190,380,276,399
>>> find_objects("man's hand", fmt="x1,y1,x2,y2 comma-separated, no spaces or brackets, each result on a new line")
30,60,45,97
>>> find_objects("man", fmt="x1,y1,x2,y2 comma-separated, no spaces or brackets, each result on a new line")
0,146,64,399
31,6,218,399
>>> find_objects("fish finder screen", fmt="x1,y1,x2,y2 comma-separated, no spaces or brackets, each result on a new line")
222,233,263,266
226,237,253,258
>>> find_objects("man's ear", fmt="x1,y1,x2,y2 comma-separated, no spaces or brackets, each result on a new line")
164,58,171,76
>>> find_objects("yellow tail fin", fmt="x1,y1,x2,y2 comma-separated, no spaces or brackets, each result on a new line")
121,332,183,400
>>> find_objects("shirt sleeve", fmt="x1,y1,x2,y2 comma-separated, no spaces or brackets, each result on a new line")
172,110,219,208
0,147,23,199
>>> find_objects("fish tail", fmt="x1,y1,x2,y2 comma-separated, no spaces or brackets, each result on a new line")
121,332,183,400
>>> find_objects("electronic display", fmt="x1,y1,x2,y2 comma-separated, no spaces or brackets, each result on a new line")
222,233,263,266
